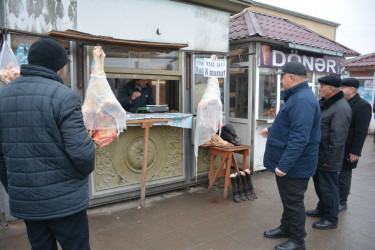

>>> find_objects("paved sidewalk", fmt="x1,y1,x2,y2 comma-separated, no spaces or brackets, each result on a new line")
1,136,374,250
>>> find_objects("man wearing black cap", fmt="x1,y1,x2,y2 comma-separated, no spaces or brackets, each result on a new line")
117,79,155,112
261,61,321,250
306,75,351,230
338,78,372,211
0,38,95,249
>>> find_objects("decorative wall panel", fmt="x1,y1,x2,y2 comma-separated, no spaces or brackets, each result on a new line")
94,126,183,192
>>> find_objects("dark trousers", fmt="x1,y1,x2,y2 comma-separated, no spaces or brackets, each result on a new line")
339,168,352,205
276,175,309,241
24,210,90,250
312,169,339,224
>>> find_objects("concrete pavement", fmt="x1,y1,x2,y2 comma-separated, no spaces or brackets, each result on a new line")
1,136,374,250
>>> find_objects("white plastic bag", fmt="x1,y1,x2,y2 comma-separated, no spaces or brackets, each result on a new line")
194,76,223,157
82,46,127,147
0,37,20,84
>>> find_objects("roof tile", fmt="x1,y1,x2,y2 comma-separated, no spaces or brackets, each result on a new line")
230,10,359,56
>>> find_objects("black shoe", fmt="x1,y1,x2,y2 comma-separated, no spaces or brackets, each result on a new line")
312,219,337,230
275,239,306,250
306,209,323,217
339,204,347,211
264,227,289,238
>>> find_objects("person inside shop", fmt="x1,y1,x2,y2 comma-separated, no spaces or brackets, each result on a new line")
306,75,351,230
260,61,321,250
0,38,95,249
338,78,372,212
117,79,155,113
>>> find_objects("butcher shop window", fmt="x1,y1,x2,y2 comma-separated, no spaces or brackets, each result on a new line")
101,47,180,72
192,54,226,114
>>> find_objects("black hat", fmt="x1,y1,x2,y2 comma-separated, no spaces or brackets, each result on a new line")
318,75,342,87
276,61,307,76
28,38,68,72
342,78,359,88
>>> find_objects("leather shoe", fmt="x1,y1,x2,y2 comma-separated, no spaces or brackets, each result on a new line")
264,227,289,238
339,204,347,211
312,219,337,230
306,209,322,217
275,239,306,250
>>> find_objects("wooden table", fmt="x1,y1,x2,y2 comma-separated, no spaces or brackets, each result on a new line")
126,118,169,207
207,144,251,199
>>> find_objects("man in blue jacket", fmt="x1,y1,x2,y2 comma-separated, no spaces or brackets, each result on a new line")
0,38,95,250
117,79,155,113
261,61,321,250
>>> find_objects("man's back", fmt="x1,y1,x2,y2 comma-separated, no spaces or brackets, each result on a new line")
0,64,95,220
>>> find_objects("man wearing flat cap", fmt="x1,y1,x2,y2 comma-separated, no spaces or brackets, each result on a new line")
0,38,95,249
306,74,351,230
261,61,321,250
338,78,372,212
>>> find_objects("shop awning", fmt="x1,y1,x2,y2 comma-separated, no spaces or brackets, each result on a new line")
46,29,189,52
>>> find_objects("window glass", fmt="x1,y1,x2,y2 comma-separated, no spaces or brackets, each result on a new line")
259,68,276,119
229,67,248,118
102,47,179,71
192,54,226,113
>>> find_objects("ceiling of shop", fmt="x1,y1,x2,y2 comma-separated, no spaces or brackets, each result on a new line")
230,9,360,56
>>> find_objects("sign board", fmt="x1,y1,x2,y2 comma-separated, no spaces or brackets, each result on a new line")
258,44,345,74
203,59,227,77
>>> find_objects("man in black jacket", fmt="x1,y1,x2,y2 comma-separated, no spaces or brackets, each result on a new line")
338,78,372,211
117,79,155,112
306,75,351,230
0,38,95,249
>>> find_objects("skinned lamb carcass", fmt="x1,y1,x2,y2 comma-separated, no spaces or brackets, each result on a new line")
82,46,127,147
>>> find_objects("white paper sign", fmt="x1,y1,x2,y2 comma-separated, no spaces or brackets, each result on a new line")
203,59,226,77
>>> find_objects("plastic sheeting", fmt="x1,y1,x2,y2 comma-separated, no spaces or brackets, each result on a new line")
82,46,127,147
0,37,20,85
194,76,223,167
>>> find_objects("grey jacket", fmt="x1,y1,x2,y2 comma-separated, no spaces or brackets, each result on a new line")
318,91,351,172
0,64,95,220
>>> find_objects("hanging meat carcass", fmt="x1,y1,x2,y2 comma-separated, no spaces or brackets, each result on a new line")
82,46,127,147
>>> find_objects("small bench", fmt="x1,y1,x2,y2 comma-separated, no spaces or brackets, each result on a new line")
207,144,251,199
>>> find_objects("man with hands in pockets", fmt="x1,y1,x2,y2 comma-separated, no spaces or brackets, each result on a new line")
260,61,321,250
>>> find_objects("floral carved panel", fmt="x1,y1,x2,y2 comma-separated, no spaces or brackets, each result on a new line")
94,126,183,192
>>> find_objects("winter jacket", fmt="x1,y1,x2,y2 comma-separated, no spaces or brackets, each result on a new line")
0,64,95,220
342,93,372,169
263,82,321,178
117,80,155,113
318,91,351,172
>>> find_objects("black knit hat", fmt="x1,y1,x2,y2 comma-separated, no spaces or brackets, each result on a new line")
28,38,68,72
318,75,342,87
342,78,359,88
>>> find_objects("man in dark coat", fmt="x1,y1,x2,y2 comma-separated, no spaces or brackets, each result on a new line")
117,79,155,112
338,78,372,211
0,38,95,249
261,61,321,250
306,75,351,230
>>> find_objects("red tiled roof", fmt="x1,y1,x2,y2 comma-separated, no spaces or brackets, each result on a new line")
345,53,375,67
230,9,359,56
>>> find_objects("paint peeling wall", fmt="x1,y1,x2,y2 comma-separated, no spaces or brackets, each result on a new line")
5,0,77,33
77,0,230,52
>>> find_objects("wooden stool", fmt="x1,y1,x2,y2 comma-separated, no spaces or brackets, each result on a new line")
207,144,251,199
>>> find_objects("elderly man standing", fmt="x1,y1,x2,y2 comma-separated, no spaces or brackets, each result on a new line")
339,78,372,211
306,75,351,230
261,61,321,250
